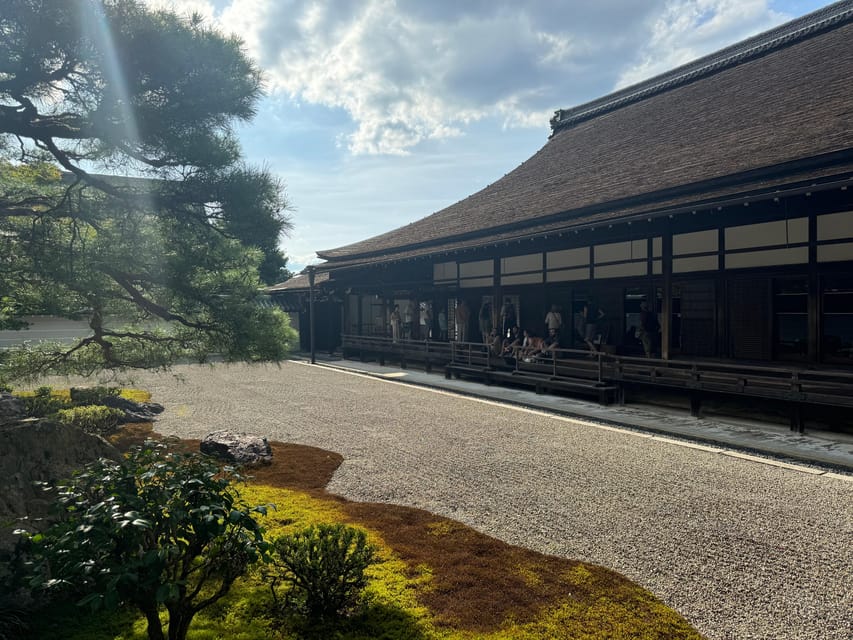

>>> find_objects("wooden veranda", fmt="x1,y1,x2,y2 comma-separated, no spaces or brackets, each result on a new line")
340,335,853,432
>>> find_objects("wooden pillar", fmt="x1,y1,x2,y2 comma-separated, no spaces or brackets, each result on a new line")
807,212,819,363
493,257,503,336
339,300,345,351
308,266,316,364
661,230,673,360
411,294,419,340
717,225,727,358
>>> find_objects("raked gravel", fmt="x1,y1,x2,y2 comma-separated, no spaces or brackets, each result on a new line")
119,361,852,640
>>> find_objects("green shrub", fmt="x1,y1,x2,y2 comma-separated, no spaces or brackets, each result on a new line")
56,405,124,435
69,386,119,406
270,523,376,621
20,442,270,640
19,386,69,418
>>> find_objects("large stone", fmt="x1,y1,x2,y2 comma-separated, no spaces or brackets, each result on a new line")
99,395,165,423
0,420,121,553
0,392,25,426
200,430,272,467
69,389,165,424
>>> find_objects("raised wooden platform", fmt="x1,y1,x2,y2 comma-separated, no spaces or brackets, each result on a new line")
340,335,853,431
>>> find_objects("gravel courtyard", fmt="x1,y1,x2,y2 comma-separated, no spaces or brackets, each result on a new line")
130,361,852,640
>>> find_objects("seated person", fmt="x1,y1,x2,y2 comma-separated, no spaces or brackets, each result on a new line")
539,328,560,358
501,326,521,355
500,328,520,364
520,330,544,361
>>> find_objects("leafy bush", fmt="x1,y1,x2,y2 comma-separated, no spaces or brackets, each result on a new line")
270,524,376,620
69,386,120,406
20,442,270,640
55,405,124,435
18,386,69,417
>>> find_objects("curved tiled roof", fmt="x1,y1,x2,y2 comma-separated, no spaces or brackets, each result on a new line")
318,2,853,264
550,1,853,134
318,167,853,272
265,269,329,293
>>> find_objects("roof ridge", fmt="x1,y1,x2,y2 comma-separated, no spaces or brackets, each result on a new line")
550,1,853,135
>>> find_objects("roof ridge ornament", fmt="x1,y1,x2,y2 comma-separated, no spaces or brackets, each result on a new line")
550,1,853,135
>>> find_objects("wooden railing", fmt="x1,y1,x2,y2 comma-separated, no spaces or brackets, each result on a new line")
603,354,853,408
340,334,853,430
342,334,452,371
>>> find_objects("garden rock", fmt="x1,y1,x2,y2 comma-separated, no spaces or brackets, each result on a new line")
99,395,165,424
200,430,272,466
0,420,120,553
0,392,25,425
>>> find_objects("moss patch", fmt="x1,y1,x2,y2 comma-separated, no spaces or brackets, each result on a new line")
29,440,705,640
245,443,702,639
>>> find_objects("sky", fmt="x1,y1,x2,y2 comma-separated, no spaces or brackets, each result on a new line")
147,0,832,275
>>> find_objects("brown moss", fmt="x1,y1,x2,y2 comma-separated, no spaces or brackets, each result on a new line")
248,442,343,491
115,436,700,637
106,422,156,451
255,442,699,636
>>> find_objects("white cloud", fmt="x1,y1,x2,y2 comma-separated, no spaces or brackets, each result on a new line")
537,32,577,65
149,0,797,156
615,0,786,88
210,0,667,155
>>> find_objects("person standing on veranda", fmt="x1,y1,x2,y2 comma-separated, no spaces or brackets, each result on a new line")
638,301,660,358
545,304,563,337
390,305,402,343
500,297,516,338
478,301,493,343
455,299,470,342
420,303,432,339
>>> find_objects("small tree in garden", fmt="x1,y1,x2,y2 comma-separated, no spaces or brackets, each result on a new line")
21,442,269,640
271,524,376,621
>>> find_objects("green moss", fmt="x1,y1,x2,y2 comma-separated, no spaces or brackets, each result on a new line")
565,563,595,586
28,483,704,640
499,596,703,640
425,521,456,537
118,388,151,403
240,484,348,532
514,563,543,588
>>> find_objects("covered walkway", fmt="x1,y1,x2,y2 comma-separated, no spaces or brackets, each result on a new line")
309,352,853,471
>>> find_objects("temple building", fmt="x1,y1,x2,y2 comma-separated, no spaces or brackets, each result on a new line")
270,2,853,426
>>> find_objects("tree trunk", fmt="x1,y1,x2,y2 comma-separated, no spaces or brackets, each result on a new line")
142,604,166,640
167,605,195,640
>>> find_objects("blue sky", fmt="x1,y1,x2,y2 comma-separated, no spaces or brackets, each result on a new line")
149,0,832,274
